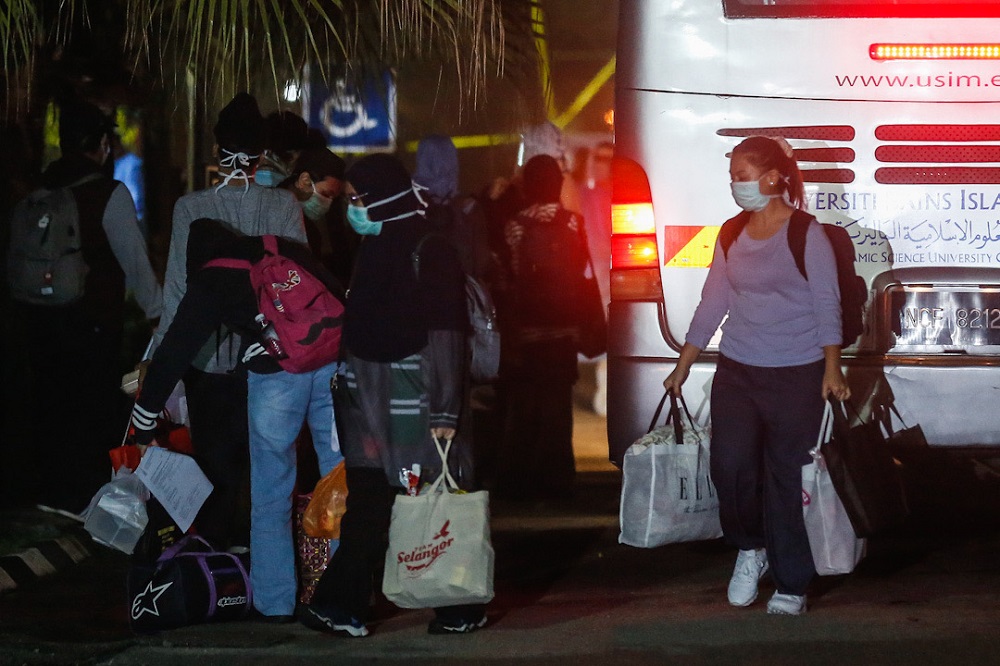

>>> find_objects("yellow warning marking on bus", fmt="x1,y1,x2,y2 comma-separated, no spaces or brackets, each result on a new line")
665,226,721,268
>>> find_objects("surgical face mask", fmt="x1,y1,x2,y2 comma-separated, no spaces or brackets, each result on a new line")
254,168,283,188
730,178,777,212
346,204,383,236
303,186,334,221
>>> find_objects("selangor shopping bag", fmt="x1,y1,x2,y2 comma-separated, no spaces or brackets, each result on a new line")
619,392,722,547
382,437,495,609
802,403,866,575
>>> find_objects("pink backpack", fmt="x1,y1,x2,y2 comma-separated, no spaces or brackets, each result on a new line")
205,235,344,373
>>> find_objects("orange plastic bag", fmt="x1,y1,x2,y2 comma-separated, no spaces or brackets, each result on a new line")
303,462,348,539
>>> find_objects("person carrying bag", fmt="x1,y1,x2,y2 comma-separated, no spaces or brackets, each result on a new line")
802,401,866,576
662,137,852,615
382,436,495,609
619,392,721,548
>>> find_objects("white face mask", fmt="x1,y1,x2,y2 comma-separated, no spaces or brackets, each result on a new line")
730,179,778,212
350,182,429,225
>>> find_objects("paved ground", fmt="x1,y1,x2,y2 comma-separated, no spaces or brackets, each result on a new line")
2,366,1000,664
2,454,1000,665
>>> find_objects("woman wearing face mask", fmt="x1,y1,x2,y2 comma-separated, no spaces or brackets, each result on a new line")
303,154,487,637
662,135,850,617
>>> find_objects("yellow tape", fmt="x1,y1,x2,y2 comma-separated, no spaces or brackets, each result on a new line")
404,133,520,152
553,56,617,129
532,2,556,120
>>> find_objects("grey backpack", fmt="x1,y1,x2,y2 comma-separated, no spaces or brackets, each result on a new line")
6,175,98,305
412,234,501,383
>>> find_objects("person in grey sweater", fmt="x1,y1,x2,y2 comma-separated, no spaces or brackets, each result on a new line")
147,92,306,550
662,136,851,617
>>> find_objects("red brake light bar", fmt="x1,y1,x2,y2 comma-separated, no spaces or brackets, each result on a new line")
871,44,1000,60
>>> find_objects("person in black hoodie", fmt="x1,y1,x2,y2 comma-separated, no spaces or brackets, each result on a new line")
302,154,486,637
496,154,588,502
131,218,345,622
10,100,161,513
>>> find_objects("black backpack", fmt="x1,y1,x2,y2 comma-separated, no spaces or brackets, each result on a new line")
718,210,867,348
514,208,589,328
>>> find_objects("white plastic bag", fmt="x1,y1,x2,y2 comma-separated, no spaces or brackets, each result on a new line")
83,467,150,554
619,393,722,547
802,403,866,575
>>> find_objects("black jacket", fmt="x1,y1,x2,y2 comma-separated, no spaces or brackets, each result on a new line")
132,219,343,443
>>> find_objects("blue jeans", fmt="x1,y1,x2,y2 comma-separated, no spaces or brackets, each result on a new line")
247,363,344,616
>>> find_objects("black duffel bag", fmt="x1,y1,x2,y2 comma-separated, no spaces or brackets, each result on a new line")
127,535,252,633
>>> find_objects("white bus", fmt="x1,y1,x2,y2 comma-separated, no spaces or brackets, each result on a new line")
609,0,1000,464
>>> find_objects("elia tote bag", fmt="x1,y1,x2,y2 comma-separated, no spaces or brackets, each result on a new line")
382,437,495,609
619,392,722,547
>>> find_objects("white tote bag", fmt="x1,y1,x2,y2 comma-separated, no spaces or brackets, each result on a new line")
802,402,866,576
619,392,722,548
382,438,495,609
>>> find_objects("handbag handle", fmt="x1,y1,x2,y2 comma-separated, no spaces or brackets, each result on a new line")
425,436,461,495
876,401,909,435
827,397,871,440
812,401,834,456
647,391,694,445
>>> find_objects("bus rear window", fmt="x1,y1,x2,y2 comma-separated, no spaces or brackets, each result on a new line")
723,1,1000,19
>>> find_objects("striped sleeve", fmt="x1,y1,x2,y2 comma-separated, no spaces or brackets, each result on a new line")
130,403,158,445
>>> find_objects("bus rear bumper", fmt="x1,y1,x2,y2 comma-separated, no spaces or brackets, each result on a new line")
608,349,1000,466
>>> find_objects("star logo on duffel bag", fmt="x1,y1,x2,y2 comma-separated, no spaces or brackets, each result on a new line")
131,580,173,620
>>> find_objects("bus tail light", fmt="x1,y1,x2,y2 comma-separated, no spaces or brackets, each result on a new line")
612,158,661,301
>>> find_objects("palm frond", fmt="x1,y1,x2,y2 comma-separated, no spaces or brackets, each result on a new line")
115,0,514,112
1,0,39,120
2,0,535,123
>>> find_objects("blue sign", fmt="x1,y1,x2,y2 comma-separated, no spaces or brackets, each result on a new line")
307,70,396,153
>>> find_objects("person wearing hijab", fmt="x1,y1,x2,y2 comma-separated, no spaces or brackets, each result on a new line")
415,134,497,485
519,121,583,216
302,154,487,637
147,92,306,553
495,154,588,502
414,134,492,283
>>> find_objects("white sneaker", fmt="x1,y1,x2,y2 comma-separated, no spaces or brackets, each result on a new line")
727,548,769,607
767,592,807,615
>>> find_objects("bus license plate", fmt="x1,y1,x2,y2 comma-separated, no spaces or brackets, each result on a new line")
893,287,1000,347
